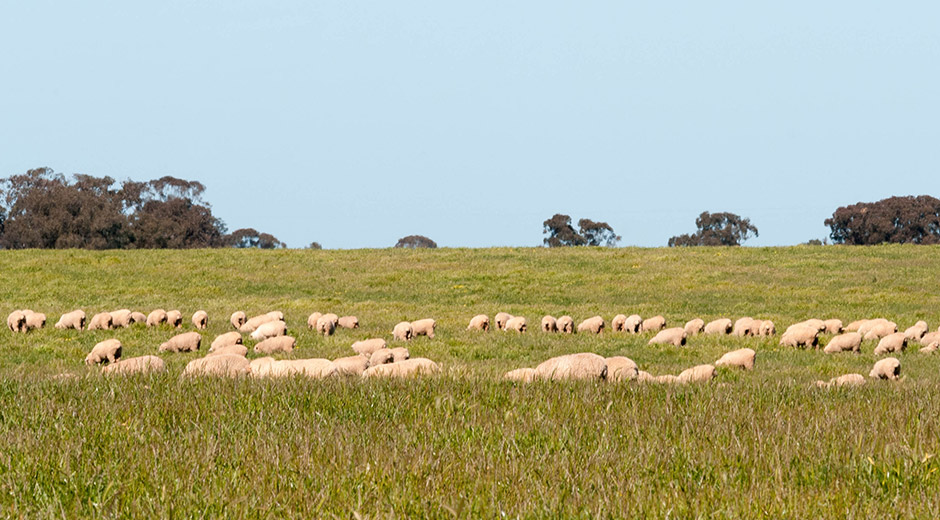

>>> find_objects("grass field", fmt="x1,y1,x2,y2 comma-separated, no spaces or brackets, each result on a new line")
2,246,940,518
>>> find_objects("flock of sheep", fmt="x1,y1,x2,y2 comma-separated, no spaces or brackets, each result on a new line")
6,307,933,385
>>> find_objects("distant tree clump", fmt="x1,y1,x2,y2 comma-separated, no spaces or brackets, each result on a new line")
307,242,323,250
542,214,620,247
825,196,940,245
395,235,437,248
668,211,758,247
225,228,286,249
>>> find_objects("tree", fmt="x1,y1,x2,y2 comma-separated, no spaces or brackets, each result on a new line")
578,218,621,247
226,228,286,249
825,196,940,245
307,242,323,250
395,235,437,248
668,211,758,247
543,214,586,247
123,176,227,249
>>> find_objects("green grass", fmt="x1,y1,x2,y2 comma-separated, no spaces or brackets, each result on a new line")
2,246,940,518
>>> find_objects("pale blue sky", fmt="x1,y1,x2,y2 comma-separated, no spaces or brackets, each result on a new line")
2,1,938,248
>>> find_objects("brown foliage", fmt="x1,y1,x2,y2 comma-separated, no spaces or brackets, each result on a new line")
825,196,940,245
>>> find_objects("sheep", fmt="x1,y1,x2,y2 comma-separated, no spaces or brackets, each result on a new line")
159,331,202,353
816,373,866,388
369,349,395,366
758,320,776,336
207,345,248,357
231,311,247,329
683,318,705,336
733,317,760,337
22,311,46,331
129,312,147,325
251,320,287,341
467,314,490,331
146,309,168,327
192,310,208,330
921,332,940,346
779,325,819,348
250,358,338,379
556,316,575,334
823,319,844,335
253,336,296,354
352,338,387,356
623,315,643,333
87,312,114,331
306,312,323,330
641,316,666,332
165,310,183,328
653,375,680,384
109,309,133,328
183,354,252,378
858,319,897,337
605,357,639,382
703,318,733,335
55,310,86,330
102,355,166,376
315,316,336,336
495,312,513,330
411,318,436,338
390,347,410,362
677,364,716,384
714,348,756,370
541,315,558,332
904,321,929,341
338,316,359,329
611,314,627,332
577,316,605,334
648,327,687,346
210,332,243,351
873,333,906,355
844,320,864,332
920,342,939,354
362,358,441,378
239,313,277,333
85,339,122,365
869,357,901,381
534,353,607,381
823,332,863,354
504,368,536,383
790,319,826,333
393,322,413,341
636,371,655,383
321,313,340,328
333,355,370,376
505,316,527,333
863,322,898,341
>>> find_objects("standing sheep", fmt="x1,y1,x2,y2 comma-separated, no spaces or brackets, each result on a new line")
904,321,929,342
321,313,340,328
159,331,202,353
541,316,558,332
85,339,122,365
109,309,133,328
210,332,243,351
863,323,898,341
352,338,387,356
733,317,760,337
183,354,252,378
315,316,336,336
556,316,575,334
102,355,166,376
823,332,863,354
758,321,776,336
192,310,208,330
306,312,323,330
239,313,277,333
253,336,296,354
641,316,666,332
87,312,114,331
623,315,643,333
55,310,86,331
677,364,716,384
23,311,46,331
577,316,605,334
605,357,639,382
128,312,147,325
369,349,395,366
714,348,756,370
823,319,844,335
207,344,248,357
467,315,489,331
146,309,168,327
251,320,288,341
779,325,819,348
504,316,527,333
333,355,370,376
611,314,627,332
534,353,607,381
858,319,897,337
703,318,733,335
873,333,906,355
869,357,901,381
338,316,359,329
231,311,247,330
165,310,183,328
411,318,436,338
648,328,687,346
495,312,513,331
393,322,413,341
390,347,410,362
683,318,705,336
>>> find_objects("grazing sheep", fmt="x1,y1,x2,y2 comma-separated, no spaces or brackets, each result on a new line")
858,319,897,337
920,341,939,354
641,316,666,332
504,368,536,383
495,313,513,331
541,315,558,332
791,319,826,333
307,312,323,330
315,316,336,336
873,333,906,355
904,321,929,341
390,347,410,362
636,371,655,383
85,339,122,365
231,311,247,330
863,323,898,341
844,320,865,332
611,314,627,332
192,310,208,330
823,319,844,335
467,314,490,331
146,309,168,327
210,332,243,351
109,309,133,328
183,354,251,378
253,335,296,354
165,310,183,328
653,375,680,384
338,316,359,329
823,332,863,354
605,357,639,382
22,311,46,331
779,325,819,348
129,312,147,325
505,316,527,333
352,338,388,356
816,373,866,388
251,358,338,379
623,315,643,333
369,349,395,366
333,355,370,376
321,313,340,328
159,331,202,353
683,318,705,336
869,357,901,381
758,320,776,336
556,316,575,334
251,320,288,341
648,327,687,346
362,358,441,378
102,355,166,375
921,331,940,346
534,353,607,381
677,364,716,384
411,318,436,338
207,345,248,357
733,317,760,337
55,310,86,330
577,316,605,334
703,318,733,335
239,313,277,333
393,322,413,341
87,312,114,331
714,348,756,370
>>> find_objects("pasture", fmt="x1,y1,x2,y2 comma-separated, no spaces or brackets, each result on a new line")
2,246,940,518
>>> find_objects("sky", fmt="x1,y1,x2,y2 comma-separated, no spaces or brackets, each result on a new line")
2,1,939,248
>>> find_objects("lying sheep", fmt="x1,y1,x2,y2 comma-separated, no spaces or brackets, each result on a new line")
534,353,607,381
183,354,251,377
733,317,760,337
605,357,639,382
873,333,906,355
816,373,866,388
393,322,413,341
231,311,247,329
250,320,287,341
641,316,666,332
352,338,387,356
920,341,939,354
921,332,940,346
207,345,248,357
863,323,898,341
467,314,489,331
250,358,338,379
703,318,732,335
338,316,359,329
210,332,243,351
869,357,901,380
714,348,755,370
390,347,410,362
102,355,166,376
823,319,844,335
677,364,716,384
504,367,536,383
315,316,336,336
87,312,114,331
648,327,687,346
652,374,680,384
307,312,323,330
623,315,642,333
369,349,395,366
253,336,296,354
146,309,168,327
505,316,527,333
165,310,183,328
55,310,86,331
823,332,862,354
577,316,605,334
758,320,776,336
362,358,441,378
411,318,436,338
110,309,133,328
333,355,370,376
779,325,819,348
22,311,46,331
636,371,655,383
904,321,929,341
683,318,705,336
556,316,575,334
611,314,627,332
85,339,122,365
495,312,513,331
159,331,202,353
541,315,558,332
192,310,208,330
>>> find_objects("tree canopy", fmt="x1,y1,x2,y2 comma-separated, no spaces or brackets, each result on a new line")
226,228,287,249
395,235,437,248
825,195,940,245
542,214,620,247
668,211,758,247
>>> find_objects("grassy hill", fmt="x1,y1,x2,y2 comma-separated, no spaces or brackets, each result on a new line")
1,246,940,517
